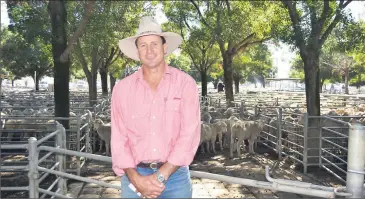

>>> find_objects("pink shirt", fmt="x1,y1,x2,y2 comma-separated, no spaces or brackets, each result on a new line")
110,64,201,176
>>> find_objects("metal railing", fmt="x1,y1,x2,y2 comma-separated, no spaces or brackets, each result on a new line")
3,123,365,198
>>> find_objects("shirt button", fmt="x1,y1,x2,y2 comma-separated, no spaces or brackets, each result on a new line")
152,116,155,119
153,100,156,104
152,132,155,135
132,116,135,119
153,149,156,152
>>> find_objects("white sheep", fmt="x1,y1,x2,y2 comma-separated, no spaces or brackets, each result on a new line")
208,121,228,153
230,119,265,157
199,122,212,153
92,118,111,156
223,116,240,149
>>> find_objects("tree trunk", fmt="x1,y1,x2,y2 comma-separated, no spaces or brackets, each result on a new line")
357,74,361,89
48,1,70,129
222,54,234,107
87,76,97,106
86,46,99,106
100,66,108,96
344,69,349,94
302,51,320,117
35,75,40,91
233,75,240,94
320,78,325,93
200,71,207,97
213,79,219,89
110,73,116,93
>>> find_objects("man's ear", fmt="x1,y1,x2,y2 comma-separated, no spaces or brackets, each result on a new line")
163,43,168,55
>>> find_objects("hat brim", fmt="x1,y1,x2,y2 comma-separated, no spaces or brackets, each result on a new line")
118,32,183,61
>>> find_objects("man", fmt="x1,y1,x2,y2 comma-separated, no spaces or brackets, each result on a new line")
111,16,201,198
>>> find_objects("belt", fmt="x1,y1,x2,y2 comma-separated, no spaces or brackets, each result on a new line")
137,162,164,169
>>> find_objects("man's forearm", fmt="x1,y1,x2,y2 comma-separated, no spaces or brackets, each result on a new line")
124,168,140,184
158,162,179,180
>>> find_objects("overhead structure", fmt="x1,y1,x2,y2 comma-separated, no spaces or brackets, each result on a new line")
265,78,303,92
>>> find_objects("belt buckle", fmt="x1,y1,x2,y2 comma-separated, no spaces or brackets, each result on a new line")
150,162,158,169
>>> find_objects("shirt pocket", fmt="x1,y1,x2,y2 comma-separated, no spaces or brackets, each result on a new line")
125,103,151,139
165,99,181,144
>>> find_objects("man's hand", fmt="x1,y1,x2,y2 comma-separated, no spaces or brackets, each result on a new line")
130,173,165,198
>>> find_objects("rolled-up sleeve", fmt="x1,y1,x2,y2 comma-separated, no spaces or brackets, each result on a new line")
167,78,201,166
111,87,135,176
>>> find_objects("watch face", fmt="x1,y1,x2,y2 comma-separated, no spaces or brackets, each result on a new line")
158,174,164,182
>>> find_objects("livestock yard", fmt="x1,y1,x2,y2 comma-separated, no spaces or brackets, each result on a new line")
1,87,365,198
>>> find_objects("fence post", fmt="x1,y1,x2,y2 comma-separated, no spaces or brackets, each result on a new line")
303,113,308,174
28,137,39,198
277,107,282,159
346,123,365,198
319,122,323,168
254,105,258,117
240,101,244,118
85,111,93,155
56,124,67,195
218,98,221,108
76,116,82,176
92,104,97,153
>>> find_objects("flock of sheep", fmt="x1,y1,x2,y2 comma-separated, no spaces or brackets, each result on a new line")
2,88,365,165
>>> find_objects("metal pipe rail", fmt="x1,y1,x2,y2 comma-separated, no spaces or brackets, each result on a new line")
33,134,356,198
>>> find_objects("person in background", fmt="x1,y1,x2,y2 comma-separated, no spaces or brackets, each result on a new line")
111,16,201,198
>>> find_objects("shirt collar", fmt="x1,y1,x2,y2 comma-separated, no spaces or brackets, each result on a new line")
136,63,171,80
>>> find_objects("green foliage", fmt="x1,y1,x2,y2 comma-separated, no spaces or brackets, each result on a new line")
166,53,191,72
1,32,52,79
4,1,53,80
233,43,274,83
69,1,150,77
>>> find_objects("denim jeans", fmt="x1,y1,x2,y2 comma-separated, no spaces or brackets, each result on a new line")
120,166,192,198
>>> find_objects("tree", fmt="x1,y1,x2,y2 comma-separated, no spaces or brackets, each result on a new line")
5,1,53,90
186,1,284,106
181,27,220,97
48,0,95,128
280,1,352,116
1,34,53,90
71,1,149,104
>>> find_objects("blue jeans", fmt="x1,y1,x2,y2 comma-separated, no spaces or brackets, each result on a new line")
120,166,192,198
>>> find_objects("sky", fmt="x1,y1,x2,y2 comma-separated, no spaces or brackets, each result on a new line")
1,1,364,78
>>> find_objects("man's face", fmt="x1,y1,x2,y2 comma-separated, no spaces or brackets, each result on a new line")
136,35,167,69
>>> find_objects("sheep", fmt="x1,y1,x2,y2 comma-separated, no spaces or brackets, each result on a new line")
201,111,212,123
92,118,111,156
208,121,228,153
224,108,234,118
230,119,265,157
199,122,212,153
223,116,240,149
3,119,23,141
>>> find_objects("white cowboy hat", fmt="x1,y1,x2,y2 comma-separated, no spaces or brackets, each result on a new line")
118,16,183,61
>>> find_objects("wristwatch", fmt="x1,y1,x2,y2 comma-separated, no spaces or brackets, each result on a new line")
155,170,166,184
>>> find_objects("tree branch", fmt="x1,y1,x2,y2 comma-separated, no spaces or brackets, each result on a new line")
281,1,307,53
318,0,331,28
110,50,121,65
186,50,201,72
59,1,95,63
75,40,91,79
189,0,214,30
231,33,255,53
